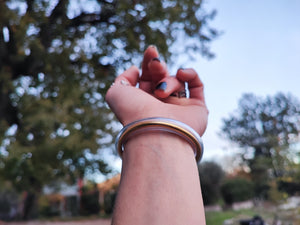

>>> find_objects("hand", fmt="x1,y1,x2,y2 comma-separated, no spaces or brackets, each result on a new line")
105,46,208,136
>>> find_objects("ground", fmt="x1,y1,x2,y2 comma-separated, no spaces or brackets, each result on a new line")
1,218,111,225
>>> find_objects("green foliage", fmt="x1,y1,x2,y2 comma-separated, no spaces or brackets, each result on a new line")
221,93,300,197
221,177,254,205
205,208,274,225
221,93,300,161
0,0,218,195
268,181,287,204
205,209,257,225
199,161,225,205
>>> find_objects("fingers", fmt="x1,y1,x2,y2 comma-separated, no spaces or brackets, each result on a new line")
110,48,205,106
176,68,205,102
147,58,169,83
106,66,139,113
114,66,140,87
154,76,185,99
141,46,159,81
140,46,170,93
106,66,146,125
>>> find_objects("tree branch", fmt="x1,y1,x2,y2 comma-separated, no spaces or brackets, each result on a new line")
39,0,68,48
68,10,115,28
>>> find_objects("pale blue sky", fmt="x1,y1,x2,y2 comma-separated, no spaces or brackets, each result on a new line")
192,0,300,161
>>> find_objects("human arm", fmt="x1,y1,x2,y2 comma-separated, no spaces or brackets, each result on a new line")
105,46,208,225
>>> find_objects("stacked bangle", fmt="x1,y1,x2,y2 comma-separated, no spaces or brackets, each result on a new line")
115,117,204,162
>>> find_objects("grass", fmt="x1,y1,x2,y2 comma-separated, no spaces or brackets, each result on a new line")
205,209,256,225
205,206,300,225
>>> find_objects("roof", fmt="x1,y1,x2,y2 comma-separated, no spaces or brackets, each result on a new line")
97,174,121,193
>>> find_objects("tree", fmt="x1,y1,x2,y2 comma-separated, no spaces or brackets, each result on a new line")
0,0,219,218
221,93,300,197
199,161,225,205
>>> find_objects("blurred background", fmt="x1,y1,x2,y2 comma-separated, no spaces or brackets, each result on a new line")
0,0,300,224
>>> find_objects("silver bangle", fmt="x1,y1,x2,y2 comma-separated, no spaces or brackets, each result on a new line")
115,117,204,162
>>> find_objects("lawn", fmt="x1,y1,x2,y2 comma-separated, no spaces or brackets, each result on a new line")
205,207,300,225
205,209,261,225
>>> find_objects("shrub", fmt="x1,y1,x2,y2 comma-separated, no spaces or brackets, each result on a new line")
278,180,300,196
221,177,254,205
199,161,225,205
268,181,287,203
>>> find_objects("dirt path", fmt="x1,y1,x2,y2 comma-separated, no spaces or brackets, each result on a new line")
1,218,111,225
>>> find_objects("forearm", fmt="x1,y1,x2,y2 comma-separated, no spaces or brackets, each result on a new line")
111,133,206,225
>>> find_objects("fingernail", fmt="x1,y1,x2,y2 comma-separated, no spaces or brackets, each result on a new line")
178,68,185,71
149,45,158,50
155,82,167,91
152,57,160,62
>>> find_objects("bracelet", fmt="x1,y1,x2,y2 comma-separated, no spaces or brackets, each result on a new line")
115,117,204,162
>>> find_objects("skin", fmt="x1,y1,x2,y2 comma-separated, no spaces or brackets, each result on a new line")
105,46,209,225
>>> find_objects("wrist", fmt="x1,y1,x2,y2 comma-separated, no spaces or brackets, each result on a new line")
115,131,205,225
116,117,204,162
122,132,195,163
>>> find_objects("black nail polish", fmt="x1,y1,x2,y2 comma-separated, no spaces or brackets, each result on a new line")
155,82,167,91
152,57,160,62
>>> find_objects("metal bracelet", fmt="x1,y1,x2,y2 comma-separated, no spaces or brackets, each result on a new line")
115,117,204,162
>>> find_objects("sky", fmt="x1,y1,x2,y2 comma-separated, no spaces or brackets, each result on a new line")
100,0,300,177
189,0,300,163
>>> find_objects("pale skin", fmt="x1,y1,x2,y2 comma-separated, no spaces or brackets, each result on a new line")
105,46,208,225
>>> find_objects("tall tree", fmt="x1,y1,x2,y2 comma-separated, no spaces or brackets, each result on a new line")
221,93,300,197
0,0,219,210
